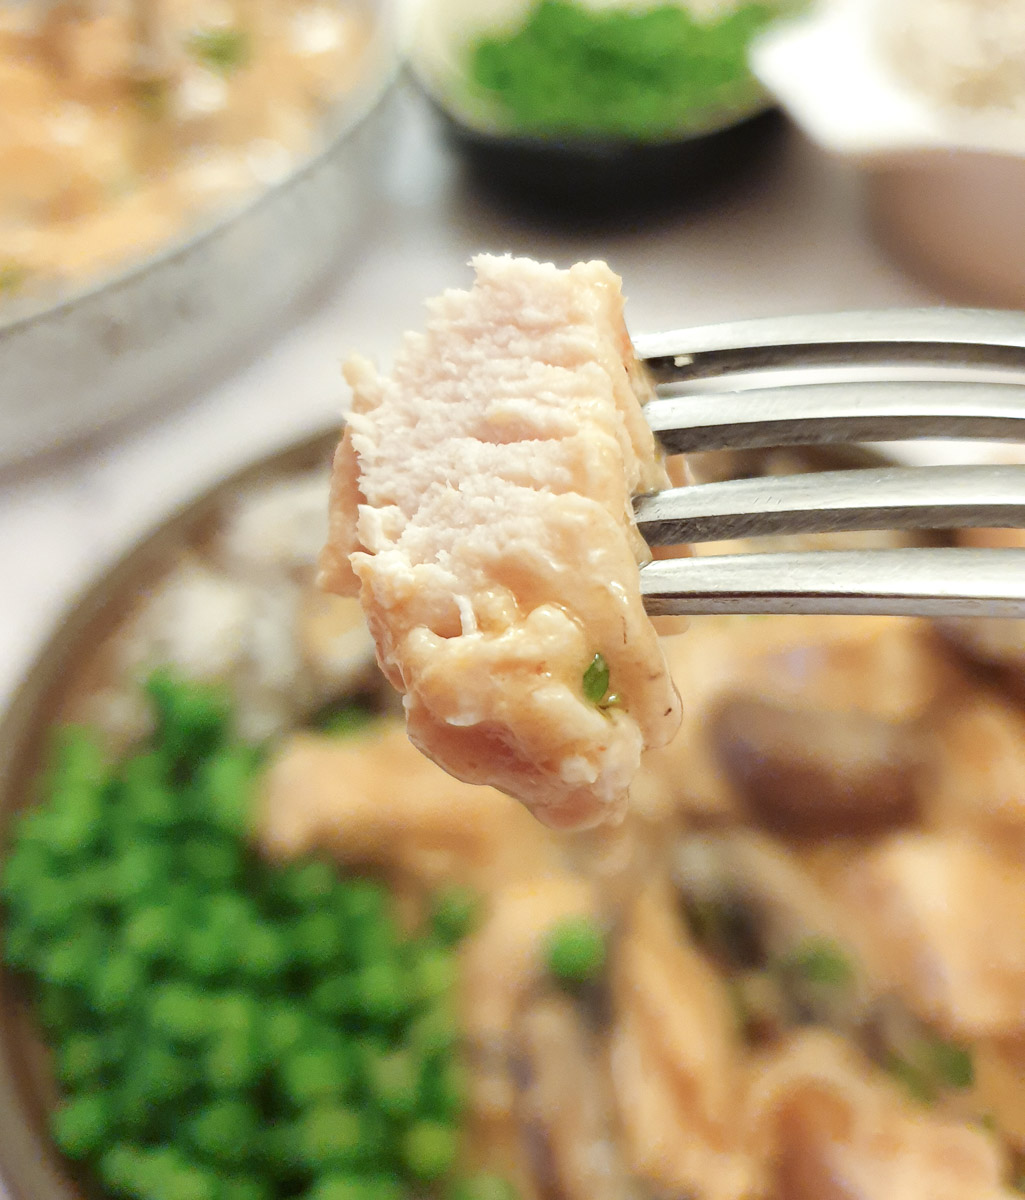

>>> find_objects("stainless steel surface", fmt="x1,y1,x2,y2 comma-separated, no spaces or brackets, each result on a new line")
640,548,1025,618
637,464,1025,545
634,308,1025,382
645,382,1025,454
0,0,397,467
637,308,1025,617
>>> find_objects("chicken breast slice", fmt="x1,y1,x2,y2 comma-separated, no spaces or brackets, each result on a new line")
319,254,682,829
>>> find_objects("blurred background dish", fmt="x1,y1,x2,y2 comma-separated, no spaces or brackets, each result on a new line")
752,0,1025,308
0,0,397,467
0,430,1007,1200
10,432,1025,1200
405,0,795,213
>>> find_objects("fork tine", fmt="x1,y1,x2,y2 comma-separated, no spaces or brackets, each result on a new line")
639,548,1025,618
644,381,1025,455
635,464,1025,545
633,309,1025,384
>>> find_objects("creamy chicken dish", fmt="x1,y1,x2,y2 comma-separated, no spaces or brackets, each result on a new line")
321,255,682,830
24,451,1025,1200
0,0,369,299
260,598,1025,1200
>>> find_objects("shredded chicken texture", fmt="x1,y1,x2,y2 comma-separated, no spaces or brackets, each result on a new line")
319,254,682,829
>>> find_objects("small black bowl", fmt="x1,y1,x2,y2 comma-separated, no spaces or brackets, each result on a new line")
421,86,786,220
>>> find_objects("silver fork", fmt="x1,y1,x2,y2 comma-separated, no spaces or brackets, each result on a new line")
632,309,1025,619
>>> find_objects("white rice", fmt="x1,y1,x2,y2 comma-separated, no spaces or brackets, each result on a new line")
877,0,1025,114
84,471,377,747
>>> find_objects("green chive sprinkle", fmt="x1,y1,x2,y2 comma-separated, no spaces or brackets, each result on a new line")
544,915,606,985
885,1052,936,1106
781,937,854,988
926,1036,974,1090
188,27,250,74
582,654,610,705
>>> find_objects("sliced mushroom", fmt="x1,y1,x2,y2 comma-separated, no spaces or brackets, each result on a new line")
709,694,921,836
635,614,949,827
672,831,873,1041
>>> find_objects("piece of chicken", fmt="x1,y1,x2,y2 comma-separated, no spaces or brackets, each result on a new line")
319,254,682,829
837,834,1025,1039
257,723,563,896
747,1030,1015,1200
608,880,759,1200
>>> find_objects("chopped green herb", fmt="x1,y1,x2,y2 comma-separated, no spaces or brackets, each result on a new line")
885,1052,937,1106
0,262,27,294
469,0,782,139
582,653,610,705
543,914,606,984
926,1036,974,1090
780,937,854,988
188,27,251,74
885,1034,974,1104
317,701,378,738
133,77,169,119
430,884,481,945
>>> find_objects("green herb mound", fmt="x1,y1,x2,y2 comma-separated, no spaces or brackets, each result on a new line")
468,0,779,139
1,670,497,1200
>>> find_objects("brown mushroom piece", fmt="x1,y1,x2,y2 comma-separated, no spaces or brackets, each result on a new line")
708,693,921,836
673,831,853,964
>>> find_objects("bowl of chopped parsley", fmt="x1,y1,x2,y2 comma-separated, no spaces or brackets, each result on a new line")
406,0,798,211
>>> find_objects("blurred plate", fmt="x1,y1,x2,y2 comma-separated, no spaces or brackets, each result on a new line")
0,409,990,1200
0,2,398,469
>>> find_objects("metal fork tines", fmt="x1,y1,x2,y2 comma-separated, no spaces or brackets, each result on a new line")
632,309,1025,619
